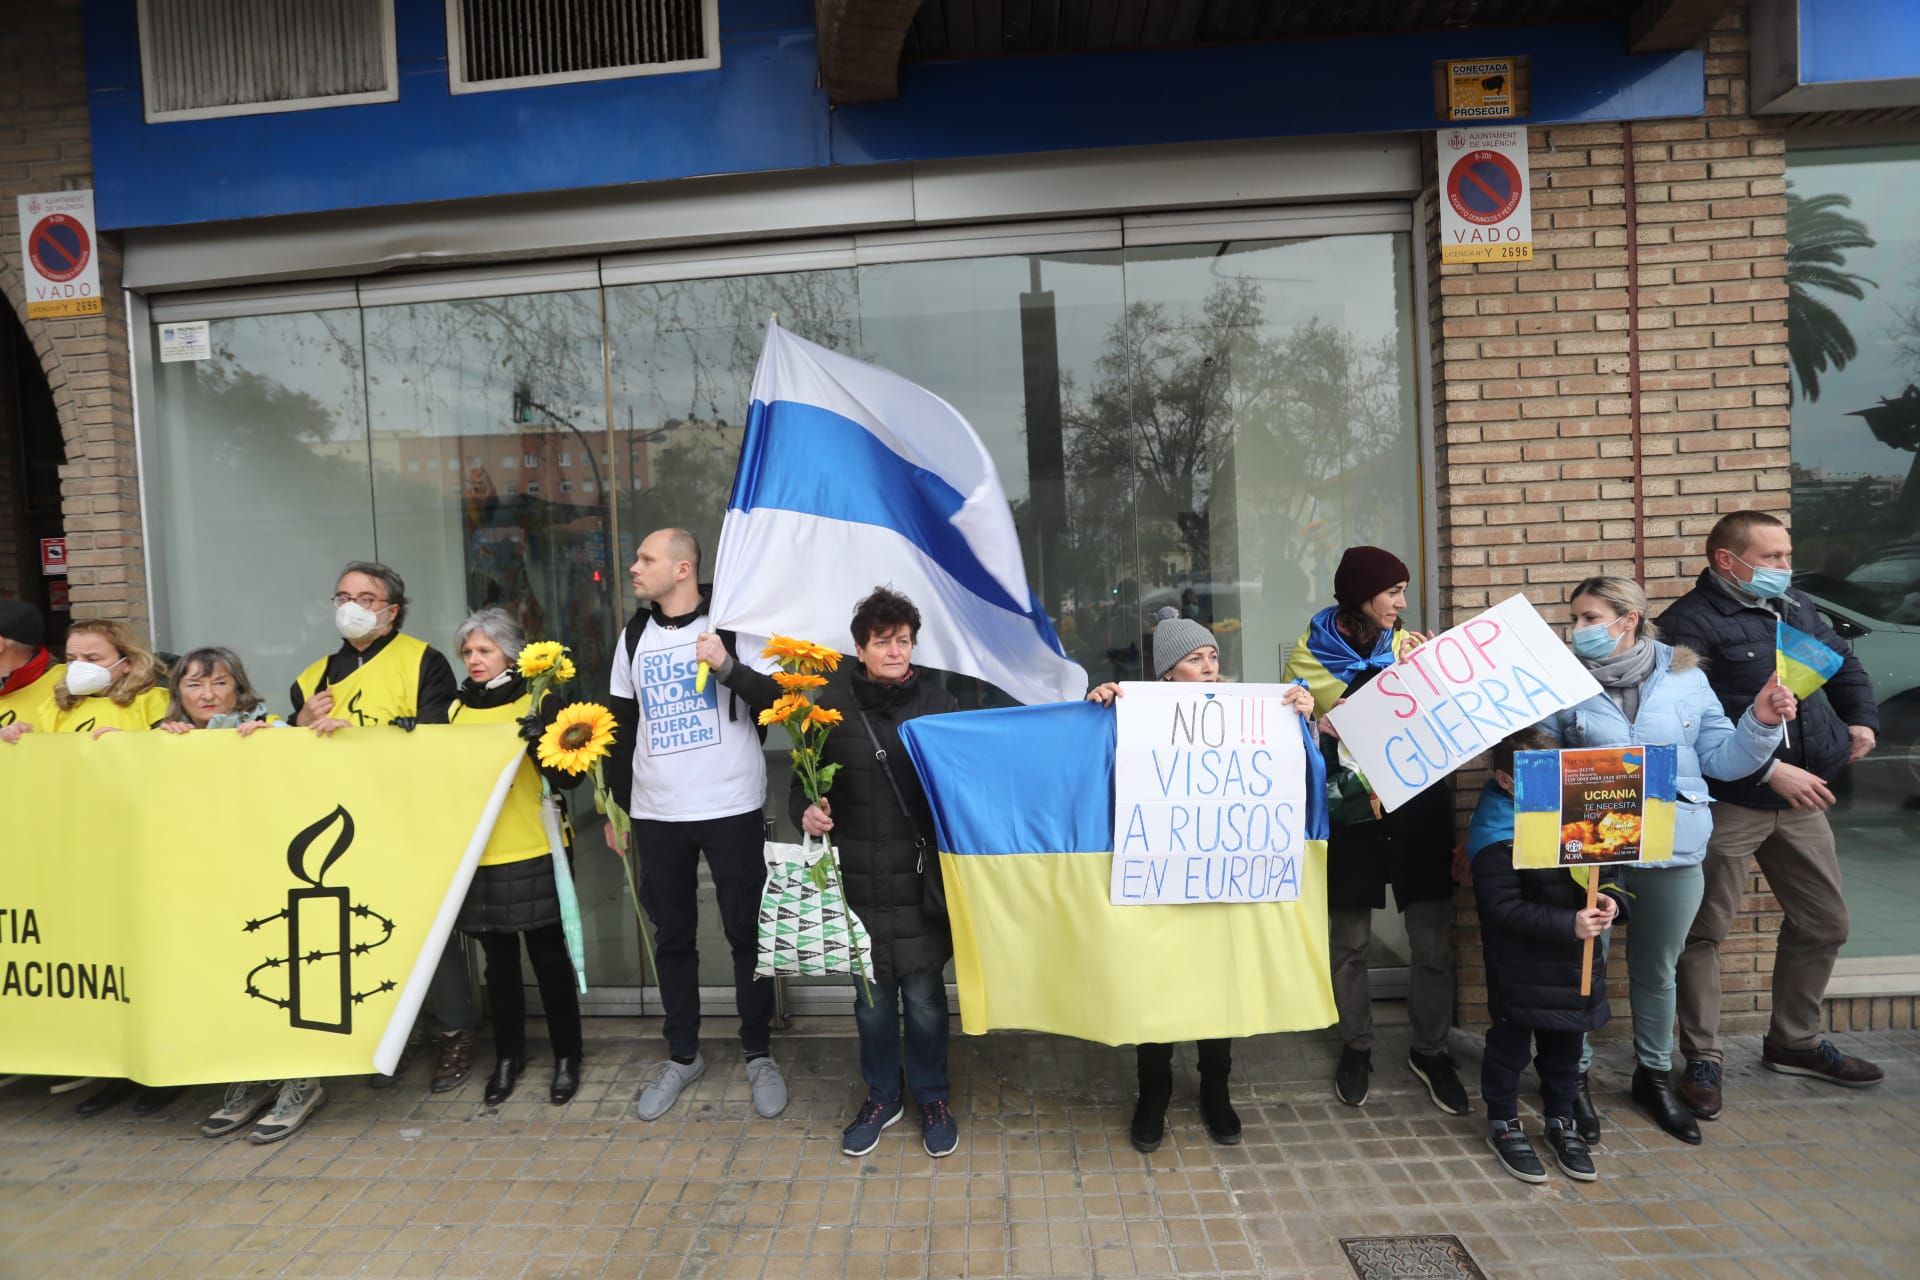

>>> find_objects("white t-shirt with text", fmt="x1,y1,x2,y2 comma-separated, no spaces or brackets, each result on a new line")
608,612,768,823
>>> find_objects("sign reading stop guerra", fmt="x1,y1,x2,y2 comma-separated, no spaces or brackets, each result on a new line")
1438,127,1534,264
17,190,103,319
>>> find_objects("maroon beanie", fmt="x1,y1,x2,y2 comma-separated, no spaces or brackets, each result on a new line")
1333,546,1410,608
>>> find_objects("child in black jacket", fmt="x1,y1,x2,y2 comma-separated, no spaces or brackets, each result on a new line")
1466,729,1627,1183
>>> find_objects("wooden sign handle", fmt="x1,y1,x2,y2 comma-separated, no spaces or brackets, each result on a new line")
1579,874,1600,997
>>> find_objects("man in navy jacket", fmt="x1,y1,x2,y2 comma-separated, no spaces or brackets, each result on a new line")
1657,511,1884,1119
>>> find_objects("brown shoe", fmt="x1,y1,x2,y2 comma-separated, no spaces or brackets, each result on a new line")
1762,1038,1884,1088
431,1030,476,1093
1679,1059,1722,1120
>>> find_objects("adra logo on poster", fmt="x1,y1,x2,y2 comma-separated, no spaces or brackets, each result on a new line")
1437,127,1534,264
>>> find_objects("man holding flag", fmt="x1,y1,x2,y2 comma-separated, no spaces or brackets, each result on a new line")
1658,511,1884,1117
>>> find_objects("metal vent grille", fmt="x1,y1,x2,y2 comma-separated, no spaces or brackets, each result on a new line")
138,0,397,121
450,0,718,90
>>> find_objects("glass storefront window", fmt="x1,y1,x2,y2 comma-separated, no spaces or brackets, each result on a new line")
1786,144,1920,957
144,213,1430,998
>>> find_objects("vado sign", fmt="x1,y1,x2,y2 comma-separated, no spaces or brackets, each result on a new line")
1111,683,1308,905
17,190,103,319
1438,127,1533,264
1325,595,1599,812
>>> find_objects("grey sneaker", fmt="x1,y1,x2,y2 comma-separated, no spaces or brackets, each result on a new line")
202,1081,279,1138
746,1057,788,1118
634,1054,706,1121
248,1078,324,1145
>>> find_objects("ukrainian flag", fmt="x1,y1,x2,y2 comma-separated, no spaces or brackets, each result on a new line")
897,701,1336,1046
1777,619,1844,699
1284,606,1424,717
1512,745,1677,870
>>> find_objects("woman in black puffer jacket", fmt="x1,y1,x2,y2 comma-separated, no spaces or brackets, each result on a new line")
792,588,960,1160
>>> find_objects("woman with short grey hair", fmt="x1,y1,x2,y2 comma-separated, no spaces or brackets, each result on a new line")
449,607,588,1106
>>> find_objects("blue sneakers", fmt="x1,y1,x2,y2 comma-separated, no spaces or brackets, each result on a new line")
842,1094,902,1157
921,1098,959,1158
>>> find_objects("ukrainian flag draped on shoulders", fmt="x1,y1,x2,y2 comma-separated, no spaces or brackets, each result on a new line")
1286,606,1422,716
898,700,1336,1046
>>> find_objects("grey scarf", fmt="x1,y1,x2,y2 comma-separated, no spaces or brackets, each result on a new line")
1583,637,1658,723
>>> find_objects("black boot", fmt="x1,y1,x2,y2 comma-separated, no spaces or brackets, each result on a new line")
1198,1070,1241,1145
1130,1068,1173,1154
131,1085,185,1116
75,1079,136,1116
1572,1071,1602,1145
550,1056,581,1106
483,1057,523,1107
1631,1066,1702,1145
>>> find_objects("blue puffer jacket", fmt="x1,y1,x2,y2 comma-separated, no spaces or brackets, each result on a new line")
1539,642,1783,868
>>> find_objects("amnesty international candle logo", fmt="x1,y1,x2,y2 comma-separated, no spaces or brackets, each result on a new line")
243,804,398,1035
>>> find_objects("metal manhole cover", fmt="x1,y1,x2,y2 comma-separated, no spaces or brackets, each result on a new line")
1339,1235,1489,1280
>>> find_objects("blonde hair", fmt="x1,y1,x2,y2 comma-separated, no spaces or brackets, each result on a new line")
1569,576,1659,642
56,619,162,710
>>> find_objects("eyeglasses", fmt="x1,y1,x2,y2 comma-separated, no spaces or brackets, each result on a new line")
331,593,388,609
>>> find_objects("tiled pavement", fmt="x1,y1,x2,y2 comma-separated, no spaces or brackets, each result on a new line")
3,1017,1917,1279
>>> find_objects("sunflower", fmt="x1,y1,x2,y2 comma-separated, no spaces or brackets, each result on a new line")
762,635,844,675
761,635,814,665
537,702,617,775
552,656,576,684
517,640,569,680
756,692,810,727
773,671,828,691
804,705,843,729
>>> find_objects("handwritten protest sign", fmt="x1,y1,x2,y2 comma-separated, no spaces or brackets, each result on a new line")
1324,595,1600,812
1512,744,1677,870
1111,683,1307,905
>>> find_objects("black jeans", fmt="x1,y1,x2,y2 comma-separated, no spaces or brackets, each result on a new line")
1138,1039,1232,1081
633,809,774,1061
477,924,583,1062
1480,1020,1583,1124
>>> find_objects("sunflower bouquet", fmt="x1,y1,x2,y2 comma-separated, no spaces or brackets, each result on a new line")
535,689,658,980
513,641,591,991
756,634,872,1003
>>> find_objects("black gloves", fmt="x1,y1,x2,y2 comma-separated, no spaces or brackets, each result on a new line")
389,716,418,733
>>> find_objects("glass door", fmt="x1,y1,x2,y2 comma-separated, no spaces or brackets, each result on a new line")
144,208,1428,1012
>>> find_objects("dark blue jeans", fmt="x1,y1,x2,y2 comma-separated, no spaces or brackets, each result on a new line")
855,971,950,1106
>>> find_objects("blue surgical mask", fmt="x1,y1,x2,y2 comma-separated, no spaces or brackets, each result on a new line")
1570,622,1622,662
1733,555,1791,600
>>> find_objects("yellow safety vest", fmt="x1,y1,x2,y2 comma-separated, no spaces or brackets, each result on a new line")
295,633,429,727
51,686,170,735
0,661,64,732
449,692,551,866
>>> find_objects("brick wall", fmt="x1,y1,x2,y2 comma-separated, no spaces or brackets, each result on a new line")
0,0,148,636
1430,7,1812,1035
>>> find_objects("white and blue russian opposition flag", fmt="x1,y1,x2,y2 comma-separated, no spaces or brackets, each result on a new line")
711,322,1087,705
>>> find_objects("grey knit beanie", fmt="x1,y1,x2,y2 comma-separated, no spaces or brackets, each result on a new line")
1151,606,1218,678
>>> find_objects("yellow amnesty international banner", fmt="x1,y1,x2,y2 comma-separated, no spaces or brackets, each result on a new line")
0,725,523,1086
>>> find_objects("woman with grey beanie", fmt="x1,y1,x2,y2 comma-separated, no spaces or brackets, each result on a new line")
1089,607,1315,1151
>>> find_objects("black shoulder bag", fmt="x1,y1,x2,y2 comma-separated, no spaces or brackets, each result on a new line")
854,704,948,921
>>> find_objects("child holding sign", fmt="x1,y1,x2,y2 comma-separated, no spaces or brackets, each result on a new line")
1466,729,1627,1185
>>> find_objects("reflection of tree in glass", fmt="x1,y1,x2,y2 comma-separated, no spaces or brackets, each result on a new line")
1062,277,1407,662
611,272,860,433
1787,188,1876,402
185,363,367,490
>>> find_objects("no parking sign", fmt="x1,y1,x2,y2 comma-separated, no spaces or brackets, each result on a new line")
1438,127,1533,264
16,189,103,319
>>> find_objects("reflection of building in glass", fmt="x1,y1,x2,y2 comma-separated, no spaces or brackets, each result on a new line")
361,417,745,507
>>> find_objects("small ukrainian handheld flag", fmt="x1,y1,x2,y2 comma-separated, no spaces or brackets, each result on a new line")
1776,619,1844,699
